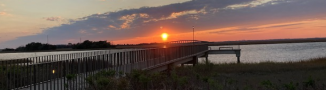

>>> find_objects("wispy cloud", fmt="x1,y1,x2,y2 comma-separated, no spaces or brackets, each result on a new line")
43,16,65,22
210,21,306,34
225,0,283,10
209,27,262,34
264,23,303,28
143,7,207,23
0,11,6,15
0,11,10,16
119,14,138,29
108,25,117,29
79,30,87,34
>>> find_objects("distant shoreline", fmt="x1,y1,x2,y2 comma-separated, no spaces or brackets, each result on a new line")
0,48,117,54
1,37,326,53
210,37,326,46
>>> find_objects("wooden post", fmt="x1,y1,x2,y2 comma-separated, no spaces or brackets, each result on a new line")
235,50,241,64
205,52,209,64
193,56,198,66
167,63,176,76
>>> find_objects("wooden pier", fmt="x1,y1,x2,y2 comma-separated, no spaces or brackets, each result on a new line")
0,41,241,90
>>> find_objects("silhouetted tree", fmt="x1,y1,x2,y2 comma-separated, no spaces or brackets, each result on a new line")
72,40,115,49
15,46,26,51
2,48,15,51
15,42,56,51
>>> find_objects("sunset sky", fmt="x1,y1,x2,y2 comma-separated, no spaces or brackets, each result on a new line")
1,0,326,48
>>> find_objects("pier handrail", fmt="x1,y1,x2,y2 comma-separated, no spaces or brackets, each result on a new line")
0,44,209,90
219,47,234,50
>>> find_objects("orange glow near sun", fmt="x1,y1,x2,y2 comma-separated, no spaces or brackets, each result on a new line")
161,33,168,41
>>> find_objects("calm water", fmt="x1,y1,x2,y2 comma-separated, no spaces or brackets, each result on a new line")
205,42,326,63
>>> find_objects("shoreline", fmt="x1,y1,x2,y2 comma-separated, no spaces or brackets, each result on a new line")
1,38,326,53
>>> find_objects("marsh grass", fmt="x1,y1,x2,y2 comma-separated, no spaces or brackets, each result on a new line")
73,57,326,90
184,57,326,90
206,57,326,73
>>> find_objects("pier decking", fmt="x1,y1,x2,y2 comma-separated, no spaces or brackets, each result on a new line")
0,41,241,90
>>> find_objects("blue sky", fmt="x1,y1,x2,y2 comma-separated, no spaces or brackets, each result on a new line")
1,0,326,48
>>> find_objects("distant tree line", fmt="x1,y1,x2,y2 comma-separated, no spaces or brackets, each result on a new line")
71,40,115,49
1,48,15,51
15,42,57,51
0,40,115,52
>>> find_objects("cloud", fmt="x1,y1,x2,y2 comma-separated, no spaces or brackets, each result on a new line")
224,0,284,10
108,25,117,29
209,27,262,34
264,23,303,28
79,30,87,34
0,11,6,15
0,11,9,16
119,14,138,29
143,7,207,23
209,21,307,34
0,4,9,16
43,16,65,22
1,0,326,48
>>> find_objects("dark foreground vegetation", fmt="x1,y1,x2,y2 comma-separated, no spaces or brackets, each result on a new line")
85,57,326,90
1,57,325,90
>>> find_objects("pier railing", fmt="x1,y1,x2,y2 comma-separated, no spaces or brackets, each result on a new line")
209,45,240,50
0,44,208,90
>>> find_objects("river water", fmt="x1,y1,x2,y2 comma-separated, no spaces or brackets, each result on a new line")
205,42,326,64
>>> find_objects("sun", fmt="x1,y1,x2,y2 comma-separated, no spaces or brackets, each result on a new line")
161,33,169,41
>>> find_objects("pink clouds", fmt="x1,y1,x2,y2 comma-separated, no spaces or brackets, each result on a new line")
108,25,117,29
0,11,9,16
119,14,137,29
0,4,11,16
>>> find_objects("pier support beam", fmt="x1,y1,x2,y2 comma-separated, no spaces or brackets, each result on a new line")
208,49,242,64
205,52,209,64
192,56,198,66
167,63,176,73
235,50,241,64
